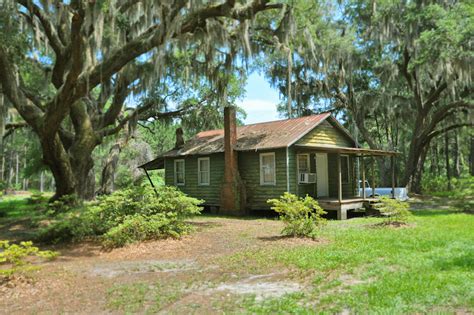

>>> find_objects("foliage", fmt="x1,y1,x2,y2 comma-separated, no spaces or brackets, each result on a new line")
38,186,202,247
268,193,326,238
46,194,80,215
377,197,412,224
27,192,48,205
102,213,192,248
423,176,474,212
0,240,58,279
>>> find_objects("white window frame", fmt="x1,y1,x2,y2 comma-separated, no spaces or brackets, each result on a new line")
174,159,185,186
197,157,210,186
259,152,276,186
297,153,310,184
341,155,350,184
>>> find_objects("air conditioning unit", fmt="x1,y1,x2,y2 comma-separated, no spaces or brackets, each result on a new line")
299,173,316,184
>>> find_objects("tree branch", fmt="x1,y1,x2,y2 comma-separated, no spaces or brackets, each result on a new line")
423,81,447,112
98,107,188,138
79,0,282,93
427,100,473,134
3,122,28,139
426,123,474,141
17,0,66,56
0,45,43,131
43,6,86,137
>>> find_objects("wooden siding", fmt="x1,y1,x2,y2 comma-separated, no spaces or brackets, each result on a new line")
164,153,225,205
296,120,352,147
287,147,298,195
238,149,289,209
292,150,357,199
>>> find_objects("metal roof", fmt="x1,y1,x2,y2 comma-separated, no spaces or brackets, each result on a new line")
162,113,336,157
294,144,399,156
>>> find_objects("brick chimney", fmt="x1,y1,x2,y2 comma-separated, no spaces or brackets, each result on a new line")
174,127,184,149
220,106,245,214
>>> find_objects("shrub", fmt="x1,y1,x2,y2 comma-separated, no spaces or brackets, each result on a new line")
0,240,58,280
377,197,412,224
38,186,203,247
47,194,80,214
102,213,192,248
27,193,48,205
268,193,327,238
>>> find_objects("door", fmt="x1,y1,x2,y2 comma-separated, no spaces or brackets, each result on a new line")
315,153,329,197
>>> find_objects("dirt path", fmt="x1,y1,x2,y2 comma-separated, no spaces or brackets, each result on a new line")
1,217,320,314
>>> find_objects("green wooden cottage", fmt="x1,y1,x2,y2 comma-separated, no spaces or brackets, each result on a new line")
141,107,396,219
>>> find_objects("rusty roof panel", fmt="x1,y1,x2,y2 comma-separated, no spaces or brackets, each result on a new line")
162,113,332,157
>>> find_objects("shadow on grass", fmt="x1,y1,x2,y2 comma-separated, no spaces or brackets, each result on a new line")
433,252,474,271
411,209,462,217
257,235,293,242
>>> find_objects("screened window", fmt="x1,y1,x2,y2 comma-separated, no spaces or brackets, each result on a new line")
341,155,349,183
198,157,210,185
174,159,185,185
297,154,310,183
260,152,276,185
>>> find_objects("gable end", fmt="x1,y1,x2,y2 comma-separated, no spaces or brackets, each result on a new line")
295,118,355,148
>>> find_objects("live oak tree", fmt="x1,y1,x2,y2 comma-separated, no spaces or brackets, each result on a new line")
0,0,284,200
262,0,473,193
352,0,473,193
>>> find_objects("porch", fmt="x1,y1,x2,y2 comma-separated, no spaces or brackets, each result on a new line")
294,145,399,220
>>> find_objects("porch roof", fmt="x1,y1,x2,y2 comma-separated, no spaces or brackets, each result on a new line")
294,144,399,156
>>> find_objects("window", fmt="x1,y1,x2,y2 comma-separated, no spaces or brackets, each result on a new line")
341,155,349,183
198,157,210,185
174,159,185,185
297,154,310,183
260,152,276,185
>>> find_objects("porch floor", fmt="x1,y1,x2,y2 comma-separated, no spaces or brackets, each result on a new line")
317,197,379,218
317,197,378,204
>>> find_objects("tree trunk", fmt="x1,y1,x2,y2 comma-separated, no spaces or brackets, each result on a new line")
22,146,27,190
470,136,474,176
430,141,438,176
0,151,4,182
98,140,125,195
41,139,75,199
15,151,19,188
404,130,431,194
453,129,461,177
445,131,451,190
40,171,44,192
39,124,98,201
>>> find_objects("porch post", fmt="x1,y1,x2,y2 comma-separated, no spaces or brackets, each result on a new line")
337,153,342,203
371,157,376,198
361,155,366,200
336,153,346,220
391,155,395,199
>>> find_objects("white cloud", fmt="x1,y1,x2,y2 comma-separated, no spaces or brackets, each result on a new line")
237,99,281,124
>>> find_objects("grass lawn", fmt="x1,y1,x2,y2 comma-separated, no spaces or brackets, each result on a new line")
0,196,473,313
222,211,474,313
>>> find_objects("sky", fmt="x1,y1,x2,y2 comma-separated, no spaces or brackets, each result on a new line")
237,73,282,124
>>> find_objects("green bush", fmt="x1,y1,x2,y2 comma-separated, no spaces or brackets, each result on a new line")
38,186,203,247
102,213,192,248
378,197,412,224
0,240,58,280
47,194,80,214
268,193,327,238
27,193,48,205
